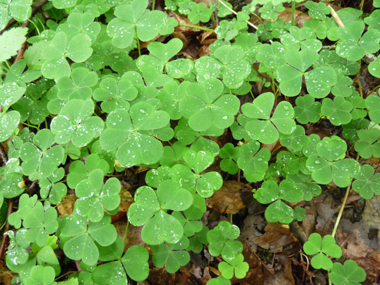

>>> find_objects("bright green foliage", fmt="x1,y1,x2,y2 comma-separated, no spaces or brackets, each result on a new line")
352,165,380,199
8,194,58,247
241,92,296,144
336,21,380,61
188,3,213,23
60,213,117,266
207,221,242,261
23,265,55,285
219,143,240,174
306,136,359,187
254,179,302,224
127,181,192,245
57,67,98,101
92,245,149,283
294,95,321,124
100,102,170,167
305,2,330,19
41,32,93,80
74,169,121,222
0,27,28,62
329,260,366,285
212,45,251,88
0,1,31,30
304,233,342,270
354,128,380,158
51,99,104,147
180,79,240,131
321,96,353,126
67,153,109,188
107,0,173,49
237,140,270,181
152,236,190,273
20,129,64,179
218,253,249,279
1,0,375,283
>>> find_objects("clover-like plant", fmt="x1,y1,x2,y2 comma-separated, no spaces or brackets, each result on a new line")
127,180,193,245
303,233,342,270
207,221,243,261
74,169,121,222
241,92,296,144
254,179,303,224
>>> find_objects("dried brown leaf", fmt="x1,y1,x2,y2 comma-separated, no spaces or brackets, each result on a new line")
206,181,247,214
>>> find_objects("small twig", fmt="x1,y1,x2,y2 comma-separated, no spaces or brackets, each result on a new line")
0,143,7,165
328,5,345,27
0,199,14,260
25,180,38,195
214,0,219,26
332,180,352,238
0,0,48,35
217,0,258,30
177,23,215,33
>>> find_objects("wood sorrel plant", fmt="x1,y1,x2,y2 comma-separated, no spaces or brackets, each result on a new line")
0,0,378,283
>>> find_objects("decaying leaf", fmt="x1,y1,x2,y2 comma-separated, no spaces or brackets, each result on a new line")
206,181,248,214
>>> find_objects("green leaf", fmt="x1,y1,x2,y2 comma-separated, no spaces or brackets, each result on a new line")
303,233,342,270
152,236,190,273
20,129,64,178
0,27,28,62
51,99,104,147
218,253,248,279
207,221,241,259
148,38,183,64
107,0,166,48
122,245,149,281
355,128,380,159
157,179,193,211
91,262,127,285
321,96,353,126
294,95,322,124
24,265,55,285
127,186,160,226
0,111,20,142
329,260,366,285
265,200,294,224
365,95,380,123
213,45,251,89
352,164,380,199
271,101,296,134
276,49,319,96
57,67,98,101
180,80,239,131
142,211,184,245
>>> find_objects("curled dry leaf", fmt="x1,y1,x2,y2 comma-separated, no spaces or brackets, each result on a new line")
57,194,76,216
253,223,296,253
206,181,247,214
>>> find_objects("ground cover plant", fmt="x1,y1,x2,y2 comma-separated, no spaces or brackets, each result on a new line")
0,0,380,284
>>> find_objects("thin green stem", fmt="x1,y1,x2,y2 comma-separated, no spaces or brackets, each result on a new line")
249,89,255,99
0,64,8,71
359,0,365,10
152,0,155,10
291,0,296,26
22,122,40,131
28,19,40,35
177,23,214,33
55,271,79,281
135,26,141,57
123,221,130,241
331,180,352,238
5,60,11,69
